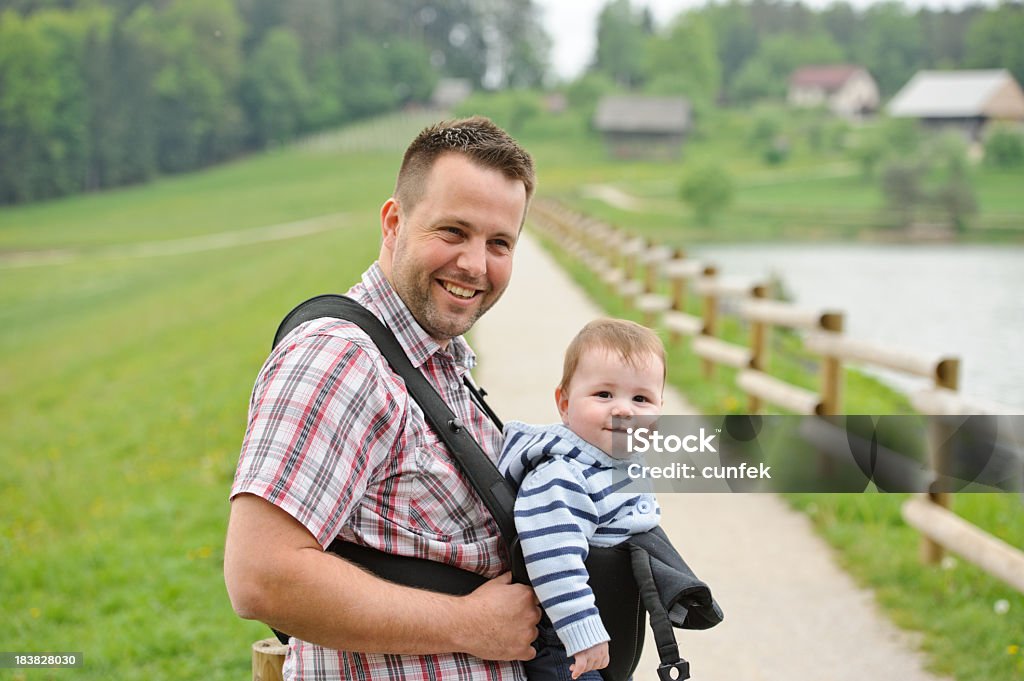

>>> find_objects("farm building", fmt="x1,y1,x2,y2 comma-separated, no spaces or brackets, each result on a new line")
888,69,1024,141
593,95,691,160
788,65,880,119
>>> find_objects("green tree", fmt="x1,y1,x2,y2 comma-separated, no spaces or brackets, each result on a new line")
983,124,1024,169
645,13,720,111
699,0,757,99
593,0,650,87
729,30,843,102
385,39,438,107
964,2,1024,85
483,0,550,88
338,37,397,120
0,10,61,202
126,0,244,172
680,163,735,225
853,2,923,96
240,27,308,146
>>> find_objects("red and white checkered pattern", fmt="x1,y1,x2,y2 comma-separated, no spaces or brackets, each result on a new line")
232,263,523,681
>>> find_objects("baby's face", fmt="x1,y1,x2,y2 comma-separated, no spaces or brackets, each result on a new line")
556,347,663,458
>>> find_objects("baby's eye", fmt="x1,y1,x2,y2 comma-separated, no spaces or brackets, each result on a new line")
595,391,612,399
633,395,650,403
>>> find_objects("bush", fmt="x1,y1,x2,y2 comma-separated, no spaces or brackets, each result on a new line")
984,125,1024,168
680,163,735,225
762,137,790,165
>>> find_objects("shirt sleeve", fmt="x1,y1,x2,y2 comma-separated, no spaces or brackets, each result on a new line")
231,329,405,548
515,458,610,656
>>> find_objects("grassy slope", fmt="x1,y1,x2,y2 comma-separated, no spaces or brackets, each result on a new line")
1,140,391,679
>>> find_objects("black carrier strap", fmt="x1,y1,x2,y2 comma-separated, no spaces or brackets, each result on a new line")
274,294,524,578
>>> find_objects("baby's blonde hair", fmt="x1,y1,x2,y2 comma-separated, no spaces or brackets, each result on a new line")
558,319,666,394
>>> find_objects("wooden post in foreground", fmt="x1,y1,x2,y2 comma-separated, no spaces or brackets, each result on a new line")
746,284,769,413
700,265,719,379
921,357,961,564
668,248,688,345
253,638,288,681
818,312,845,416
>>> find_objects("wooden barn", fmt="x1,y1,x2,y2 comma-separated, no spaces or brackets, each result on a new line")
888,69,1024,141
593,95,691,160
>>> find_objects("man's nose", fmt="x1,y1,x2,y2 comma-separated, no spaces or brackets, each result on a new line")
456,240,487,278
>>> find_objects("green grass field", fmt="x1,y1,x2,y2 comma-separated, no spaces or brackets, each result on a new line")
2,109,1022,680
0,126,405,678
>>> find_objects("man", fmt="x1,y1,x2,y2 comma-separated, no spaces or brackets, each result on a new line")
224,117,540,680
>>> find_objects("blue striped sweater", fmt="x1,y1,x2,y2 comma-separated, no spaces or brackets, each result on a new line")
499,421,661,656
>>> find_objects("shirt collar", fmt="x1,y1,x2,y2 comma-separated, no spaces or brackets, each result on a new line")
351,262,476,372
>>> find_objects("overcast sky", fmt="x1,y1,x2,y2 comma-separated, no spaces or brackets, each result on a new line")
533,0,996,81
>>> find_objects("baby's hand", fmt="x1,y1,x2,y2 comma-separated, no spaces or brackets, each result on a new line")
570,641,609,679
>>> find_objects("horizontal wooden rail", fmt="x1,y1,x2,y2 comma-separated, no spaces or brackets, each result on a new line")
902,496,1024,593
695,276,765,298
664,311,703,336
739,299,844,331
664,259,711,279
636,293,671,313
692,336,751,369
912,388,1020,416
806,332,959,382
737,369,823,415
618,279,644,297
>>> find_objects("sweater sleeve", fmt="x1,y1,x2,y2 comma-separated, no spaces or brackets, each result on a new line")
515,458,610,655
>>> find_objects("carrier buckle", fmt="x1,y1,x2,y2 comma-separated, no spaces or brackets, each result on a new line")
657,660,690,681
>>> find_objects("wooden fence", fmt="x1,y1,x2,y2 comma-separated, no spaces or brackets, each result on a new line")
527,197,1024,594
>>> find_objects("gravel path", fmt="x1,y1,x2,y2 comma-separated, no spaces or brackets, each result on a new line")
472,230,949,681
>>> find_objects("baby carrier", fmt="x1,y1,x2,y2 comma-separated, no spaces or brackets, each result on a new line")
269,295,723,681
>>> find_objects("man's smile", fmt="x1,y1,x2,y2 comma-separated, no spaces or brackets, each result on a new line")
438,278,483,301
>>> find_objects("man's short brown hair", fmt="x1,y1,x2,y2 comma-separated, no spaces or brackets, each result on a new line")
558,319,667,395
395,116,536,215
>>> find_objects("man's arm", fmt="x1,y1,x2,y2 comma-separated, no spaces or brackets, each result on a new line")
224,493,539,661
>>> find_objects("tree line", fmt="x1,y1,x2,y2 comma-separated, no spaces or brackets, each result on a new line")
582,0,1024,113
0,0,548,204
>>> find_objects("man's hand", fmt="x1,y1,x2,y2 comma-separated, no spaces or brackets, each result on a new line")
570,641,609,679
456,572,540,661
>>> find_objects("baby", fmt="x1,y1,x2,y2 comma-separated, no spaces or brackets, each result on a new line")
499,318,665,681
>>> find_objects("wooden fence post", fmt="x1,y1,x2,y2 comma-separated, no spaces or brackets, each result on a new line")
700,265,719,379
922,357,961,564
746,284,769,413
668,248,688,345
818,312,845,416
252,638,287,681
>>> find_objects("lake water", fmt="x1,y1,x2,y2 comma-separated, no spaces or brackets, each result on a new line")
688,243,1024,410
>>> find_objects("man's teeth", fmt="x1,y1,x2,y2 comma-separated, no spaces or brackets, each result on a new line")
442,282,476,299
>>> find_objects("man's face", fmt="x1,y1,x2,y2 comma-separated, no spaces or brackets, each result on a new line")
380,153,527,344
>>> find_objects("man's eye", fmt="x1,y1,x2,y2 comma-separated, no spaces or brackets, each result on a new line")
490,239,511,250
444,226,464,237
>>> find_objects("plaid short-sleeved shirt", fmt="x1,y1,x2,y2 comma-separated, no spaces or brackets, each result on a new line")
231,263,525,681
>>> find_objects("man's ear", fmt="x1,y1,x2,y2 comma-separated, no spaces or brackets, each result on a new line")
555,386,570,424
380,198,401,250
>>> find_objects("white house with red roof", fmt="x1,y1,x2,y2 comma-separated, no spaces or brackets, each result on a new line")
787,65,880,119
